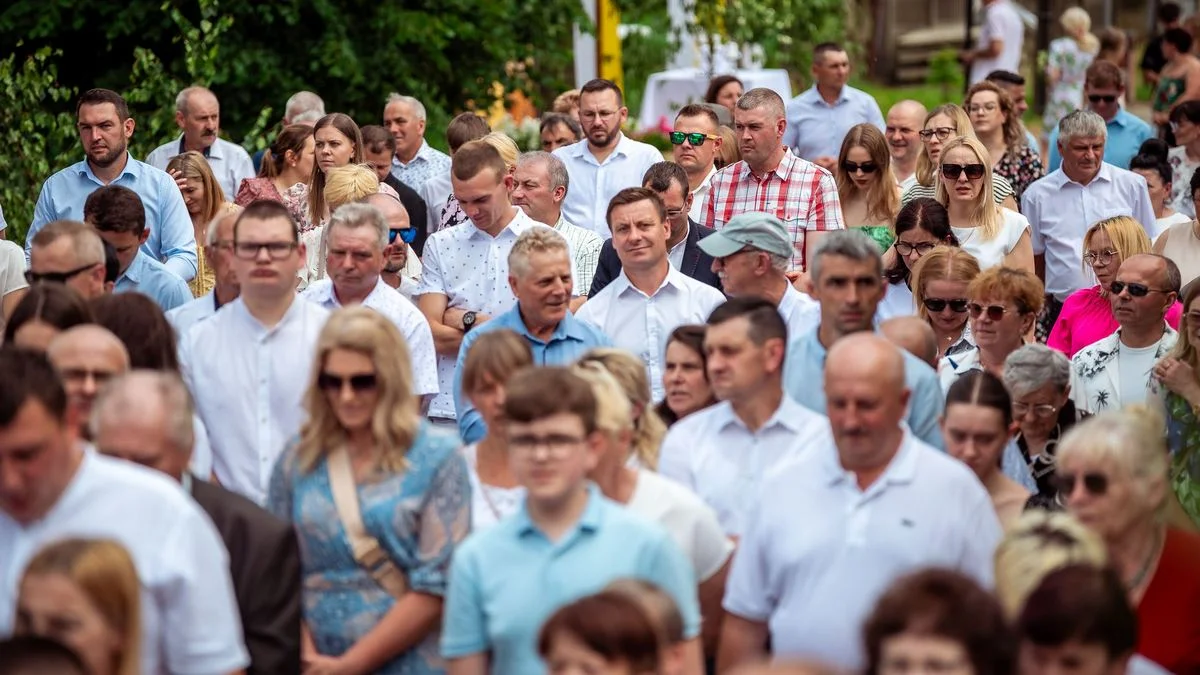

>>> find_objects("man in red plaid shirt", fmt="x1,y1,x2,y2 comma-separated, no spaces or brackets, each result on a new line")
704,88,845,272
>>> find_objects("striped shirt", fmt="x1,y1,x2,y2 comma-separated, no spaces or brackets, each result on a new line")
703,150,844,271
901,173,1015,206
553,216,603,295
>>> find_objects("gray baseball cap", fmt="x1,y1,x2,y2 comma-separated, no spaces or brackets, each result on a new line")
698,211,792,259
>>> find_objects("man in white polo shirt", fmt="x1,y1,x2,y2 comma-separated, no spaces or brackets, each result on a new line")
658,296,827,538
553,79,664,237
717,334,1002,671
0,348,249,675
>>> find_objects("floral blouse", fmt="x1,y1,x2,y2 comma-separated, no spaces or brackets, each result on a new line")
1150,378,1200,526
994,144,1044,205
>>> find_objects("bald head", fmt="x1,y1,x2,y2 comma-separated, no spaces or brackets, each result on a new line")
90,371,195,482
363,192,410,231
827,333,905,389
886,100,927,166
47,326,131,425
825,333,909,473
880,316,938,369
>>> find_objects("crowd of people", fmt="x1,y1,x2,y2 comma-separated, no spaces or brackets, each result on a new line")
0,6,1199,674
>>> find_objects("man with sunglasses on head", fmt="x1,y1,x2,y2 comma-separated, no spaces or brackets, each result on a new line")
27,220,107,300
301,201,438,411
1070,254,1180,413
1023,110,1156,337
180,200,330,505
671,104,723,221
1046,61,1153,173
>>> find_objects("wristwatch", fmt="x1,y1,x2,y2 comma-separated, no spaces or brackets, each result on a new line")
462,311,477,332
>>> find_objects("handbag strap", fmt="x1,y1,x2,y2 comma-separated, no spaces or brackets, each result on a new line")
327,447,409,598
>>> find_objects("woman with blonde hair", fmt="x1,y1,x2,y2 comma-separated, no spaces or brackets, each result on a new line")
267,306,471,674
912,246,981,360
235,123,315,206
965,81,1044,202
835,124,900,252
459,329,534,531
1050,215,1183,357
901,103,1019,211
166,151,241,296
15,538,141,675
1044,8,1099,139
934,136,1033,274
577,348,668,470
1056,407,1200,673
994,510,1108,618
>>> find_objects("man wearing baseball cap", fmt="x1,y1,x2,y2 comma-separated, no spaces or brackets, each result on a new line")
699,211,819,340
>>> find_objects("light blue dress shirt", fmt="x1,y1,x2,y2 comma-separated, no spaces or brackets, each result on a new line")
782,85,885,161
1046,108,1155,173
454,306,611,444
115,251,194,311
783,326,946,450
26,152,198,281
441,483,701,675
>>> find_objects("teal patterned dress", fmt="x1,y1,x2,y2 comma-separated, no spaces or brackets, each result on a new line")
1150,379,1200,526
1043,37,1095,137
856,225,895,254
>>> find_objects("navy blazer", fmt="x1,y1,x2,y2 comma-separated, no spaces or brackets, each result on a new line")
589,219,722,296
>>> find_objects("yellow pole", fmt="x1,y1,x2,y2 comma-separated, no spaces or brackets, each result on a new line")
597,0,623,90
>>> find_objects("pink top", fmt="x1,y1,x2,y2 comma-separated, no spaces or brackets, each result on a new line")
1048,285,1183,358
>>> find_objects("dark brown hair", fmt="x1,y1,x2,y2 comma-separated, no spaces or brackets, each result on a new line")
655,325,712,426
89,294,179,372
235,200,299,243
308,113,363,221
76,88,129,121
0,348,69,426
704,75,743,104
3,285,94,347
447,113,491,154
504,366,598,433
864,568,1016,675
675,103,719,127
642,161,690,198
360,124,395,154
452,139,507,182
1085,60,1125,90
462,329,534,395
580,79,624,108
707,297,787,346
1018,564,1137,660
537,590,662,673
260,124,314,179
83,186,146,236
605,187,666,230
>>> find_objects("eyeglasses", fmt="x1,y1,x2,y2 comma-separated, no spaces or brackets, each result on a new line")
1083,249,1119,266
967,303,1017,320
233,241,299,260
841,160,878,174
967,103,999,114
894,241,938,257
24,262,99,285
59,368,118,385
388,228,417,245
923,297,969,313
1088,94,1117,104
940,163,986,181
317,372,378,393
881,657,969,675
1013,402,1059,418
210,238,235,252
919,127,956,142
508,433,586,456
1110,280,1170,297
669,131,719,146
1053,471,1109,497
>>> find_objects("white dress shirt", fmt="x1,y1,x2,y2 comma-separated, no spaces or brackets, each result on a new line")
658,397,829,537
553,133,665,238
0,450,249,675
575,265,725,402
419,170,455,235
723,430,1002,670
688,167,718,223
778,282,821,343
1022,164,1156,299
302,277,439,396
166,292,219,338
668,223,690,271
416,208,551,419
179,297,330,504
146,135,256,200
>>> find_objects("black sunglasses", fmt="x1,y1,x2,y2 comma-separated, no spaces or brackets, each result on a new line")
317,372,378,393
669,131,717,146
841,161,878,174
923,297,969,313
24,262,99,285
1088,94,1117,104
1053,471,1109,497
1110,280,1170,297
941,163,986,181
968,303,1017,320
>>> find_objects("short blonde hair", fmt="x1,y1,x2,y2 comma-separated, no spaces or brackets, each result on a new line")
1081,215,1152,274
993,510,1107,618
912,247,981,322
577,348,667,470
571,361,634,435
323,164,380,213
482,132,521,172
508,227,571,279
1057,406,1171,514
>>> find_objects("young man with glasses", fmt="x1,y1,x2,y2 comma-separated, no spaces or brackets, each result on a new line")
179,200,330,505
441,366,703,675
1046,61,1153,172
1070,254,1180,412
27,220,107,300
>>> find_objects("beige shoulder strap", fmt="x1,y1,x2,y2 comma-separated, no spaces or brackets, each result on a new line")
327,447,409,598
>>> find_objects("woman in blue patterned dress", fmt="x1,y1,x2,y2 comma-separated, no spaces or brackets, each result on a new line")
1043,8,1098,140
268,306,471,675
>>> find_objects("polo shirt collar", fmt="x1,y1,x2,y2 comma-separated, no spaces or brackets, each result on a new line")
517,306,591,345
176,134,219,159
820,429,920,487
119,251,149,284
1109,109,1132,128
514,482,604,537
78,151,139,184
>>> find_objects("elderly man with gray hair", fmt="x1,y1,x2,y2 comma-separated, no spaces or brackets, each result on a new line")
167,209,242,336
1003,343,1088,506
146,86,255,198
384,93,451,190
452,226,611,444
91,370,303,675
1021,109,1156,336
301,202,439,404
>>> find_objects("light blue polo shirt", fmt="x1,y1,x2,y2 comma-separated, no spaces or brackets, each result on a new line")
453,306,611,444
441,484,701,674
115,251,193,311
1046,108,1154,172
783,325,946,450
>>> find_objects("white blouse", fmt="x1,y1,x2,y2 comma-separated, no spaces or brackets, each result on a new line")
952,208,1029,271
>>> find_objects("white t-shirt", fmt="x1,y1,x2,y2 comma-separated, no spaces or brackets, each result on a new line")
1117,342,1160,407
0,451,248,675
1154,211,1192,243
461,443,525,532
970,0,1024,84
876,281,915,321
627,470,734,582
952,208,1029,271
